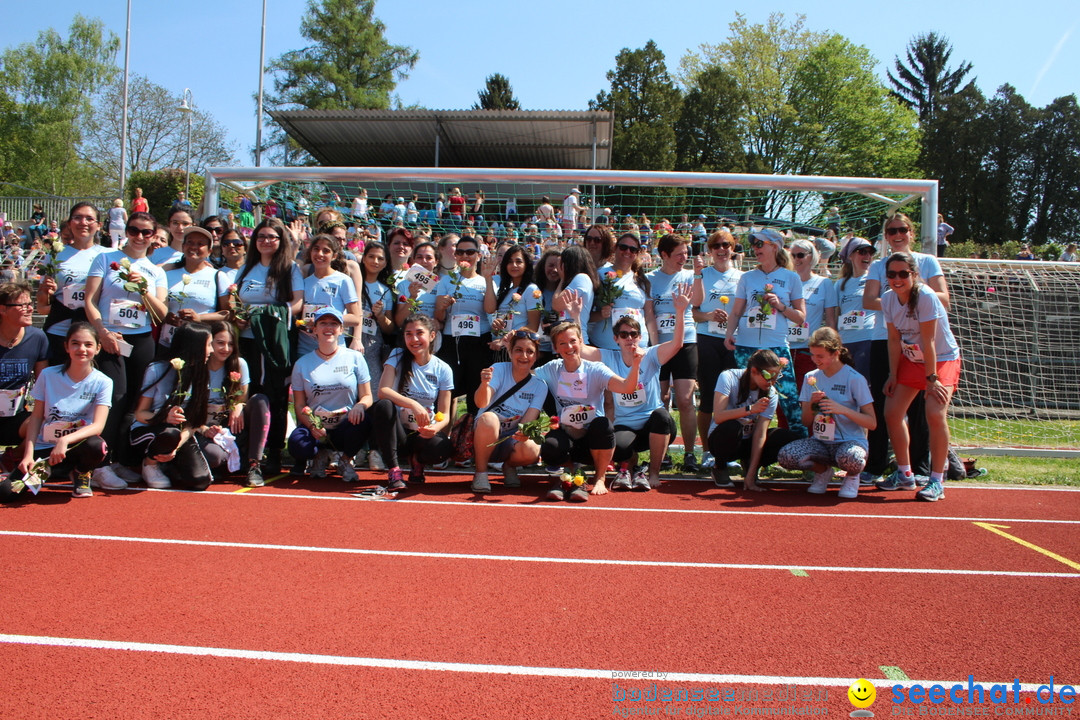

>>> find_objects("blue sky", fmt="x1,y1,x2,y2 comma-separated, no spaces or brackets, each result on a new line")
3,0,1078,165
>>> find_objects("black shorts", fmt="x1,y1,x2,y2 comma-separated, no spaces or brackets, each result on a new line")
697,334,736,413
660,343,698,382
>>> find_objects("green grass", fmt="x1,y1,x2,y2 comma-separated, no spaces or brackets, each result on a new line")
950,417,1080,449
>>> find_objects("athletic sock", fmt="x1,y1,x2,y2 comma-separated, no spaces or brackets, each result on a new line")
898,464,912,475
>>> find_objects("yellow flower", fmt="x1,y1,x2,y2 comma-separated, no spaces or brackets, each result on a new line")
295,319,306,327
434,412,445,422
615,270,624,277
572,475,585,486
720,296,729,304
807,377,817,386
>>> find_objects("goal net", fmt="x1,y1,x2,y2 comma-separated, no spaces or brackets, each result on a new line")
201,167,1079,455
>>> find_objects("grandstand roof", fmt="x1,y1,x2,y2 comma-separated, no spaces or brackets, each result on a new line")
268,109,614,170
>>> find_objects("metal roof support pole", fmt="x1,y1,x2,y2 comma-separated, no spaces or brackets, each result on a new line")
921,182,938,251
434,120,441,168
590,121,597,221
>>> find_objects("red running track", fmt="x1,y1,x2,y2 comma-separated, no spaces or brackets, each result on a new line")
2,478,1078,719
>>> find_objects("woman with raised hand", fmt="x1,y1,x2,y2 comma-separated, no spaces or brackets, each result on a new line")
205,320,270,487
371,314,454,491
36,202,111,363
159,226,229,353
433,234,492,414
534,320,645,501
394,240,441,328
691,229,742,471
470,330,547,494
706,348,801,492
84,211,169,482
588,231,653,351
484,244,541,356
222,217,304,474
288,308,373,484
532,247,563,365
582,224,614,272
834,237,877,381
550,245,597,344
862,213,949,484
787,238,838,391
129,323,226,491
595,283,690,491
724,228,807,437
1,323,111,501
297,233,361,358
777,327,876,499
878,253,961,502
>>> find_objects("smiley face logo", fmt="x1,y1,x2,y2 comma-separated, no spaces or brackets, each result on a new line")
848,679,876,709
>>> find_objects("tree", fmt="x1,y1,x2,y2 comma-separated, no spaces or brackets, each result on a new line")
674,64,745,173
82,75,237,191
1025,95,1080,245
980,84,1035,243
888,32,974,124
261,0,418,163
474,73,520,110
590,40,681,172
0,15,119,194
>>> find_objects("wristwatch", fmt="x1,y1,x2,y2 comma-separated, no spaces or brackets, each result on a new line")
926,373,939,383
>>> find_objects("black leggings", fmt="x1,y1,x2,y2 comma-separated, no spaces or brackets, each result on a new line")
707,420,800,470
540,416,615,466
866,339,930,476
613,408,676,463
240,337,291,454
97,332,156,465
1,436,109,502
370,399,453,468
435,333,492,415
130,424,226,491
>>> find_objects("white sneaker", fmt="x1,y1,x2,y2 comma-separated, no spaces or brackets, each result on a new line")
112,464,142,483
353,448,368,466
339,455,359,483
142,463,171,489
91,465,128,490
308,449,329,478
807,469,831,494
368,449,385,471
838,477,859,499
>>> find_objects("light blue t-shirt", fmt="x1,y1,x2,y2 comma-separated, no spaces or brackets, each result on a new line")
600,345,662,430
710,367,778,438
561,273,595,344
130,362,184,429
799,364,873,448
881,288,960,362
867,252,943,341
29,366,112,449
299,271,359,355
47,244,110,337
87,251,168,335
165,264,220,316
492,278,541,334
788,274,838,349
534,358,617,430
478,362,547,434
383,348,454,422
207,358,251,426
589,269,650,350
435,273,490,335
647,267,696,344
151,245,183,266
733,267,804,349
233,261,305,338
695,266,742,340
395,276,437,320
291,348,371,427
835,274,877,344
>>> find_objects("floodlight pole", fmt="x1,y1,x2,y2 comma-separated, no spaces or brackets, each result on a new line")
178,89,194,198
255,0,267,166
119,0,132,197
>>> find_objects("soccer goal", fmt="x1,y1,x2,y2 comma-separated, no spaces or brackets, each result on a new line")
201,166,1079,456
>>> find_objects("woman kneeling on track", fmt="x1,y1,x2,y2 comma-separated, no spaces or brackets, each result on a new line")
879,252,961,503
470,330,547,494
205,321,271,487
371,314,455,491
582,283,692,491
777,327,876,499
287,307,374,484
1,323,111,501
707,348,801,492
534,321,645,501
129,323,227,491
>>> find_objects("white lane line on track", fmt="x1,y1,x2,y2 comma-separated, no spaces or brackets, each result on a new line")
2,530,1077,577
0,633,1064,691
176,490,1080,525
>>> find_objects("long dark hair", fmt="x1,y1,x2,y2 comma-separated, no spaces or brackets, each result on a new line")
495,245,534,308
236,217,295,304
145,322,212,428
615,232,651,297
395,314,437,394
359,241,393,314
735,348,781,407
62,322,100,374
209,320,243,401
533,247,562,293
303,233,348,273
558,245,598,292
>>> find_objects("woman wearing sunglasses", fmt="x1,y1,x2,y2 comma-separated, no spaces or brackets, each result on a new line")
36,202,111,363
434,235,492,415
470,330,547,493
691,229,743,471
724,228,807,437
862,213,950,486
217,229,247,284
587,231,653,351
834,237,877,381
878,253,960,502
787,238,838,391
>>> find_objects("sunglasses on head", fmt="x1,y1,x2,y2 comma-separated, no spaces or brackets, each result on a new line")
512,329,538,341
125,227,154,237
886,270,912,279
616,330,640,340
616,243,639,253
885,226,910,236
